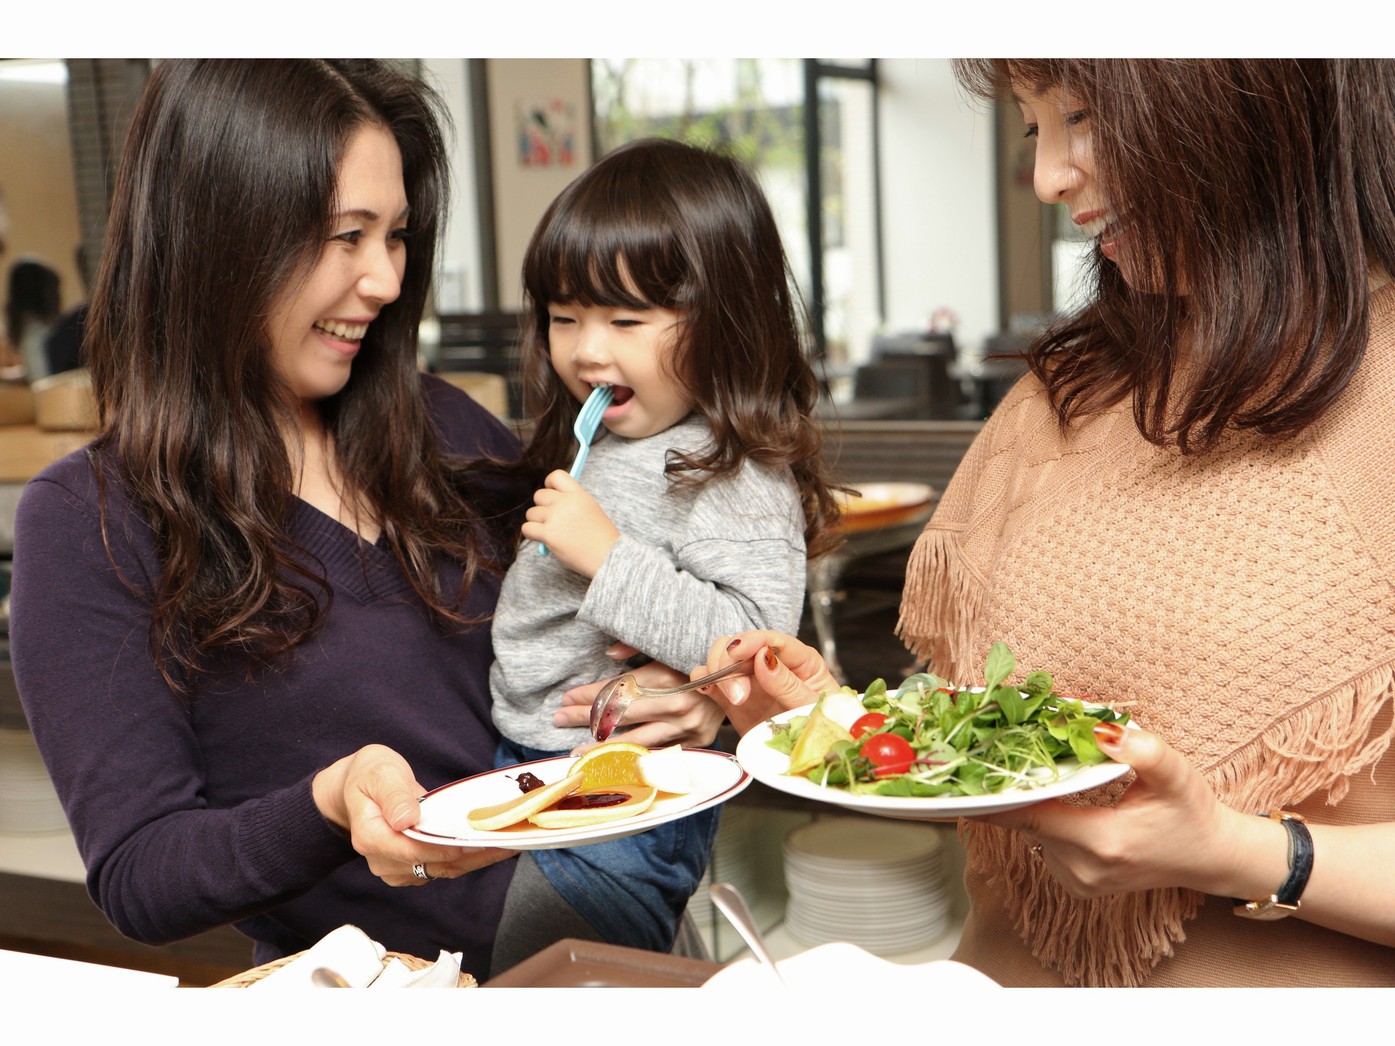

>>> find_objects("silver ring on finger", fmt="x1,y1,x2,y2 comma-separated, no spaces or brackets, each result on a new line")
411,862,435,881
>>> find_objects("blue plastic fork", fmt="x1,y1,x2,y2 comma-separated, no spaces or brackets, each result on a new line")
566,384,613,479
539,384,613,556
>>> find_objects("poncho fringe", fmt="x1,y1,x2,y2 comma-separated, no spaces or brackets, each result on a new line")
896,526,1395,987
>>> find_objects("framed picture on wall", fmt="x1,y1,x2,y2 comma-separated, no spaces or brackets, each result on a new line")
516,99,577,168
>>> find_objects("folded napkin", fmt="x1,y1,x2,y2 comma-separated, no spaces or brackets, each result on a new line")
702,941,1000,990
370,950,463,989
249,925,464,989
250,924,386,989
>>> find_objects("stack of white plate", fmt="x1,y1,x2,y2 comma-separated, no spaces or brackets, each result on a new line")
0,727,67,834
782,816,950,955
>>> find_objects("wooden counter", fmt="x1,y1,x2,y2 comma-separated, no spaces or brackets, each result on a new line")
0,425,90,484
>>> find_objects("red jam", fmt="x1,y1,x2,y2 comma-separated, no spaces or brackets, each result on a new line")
555,791,630,810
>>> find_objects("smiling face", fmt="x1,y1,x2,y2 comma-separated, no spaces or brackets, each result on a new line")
1016,84,1136,285
265,122,409,406
546,297,692,440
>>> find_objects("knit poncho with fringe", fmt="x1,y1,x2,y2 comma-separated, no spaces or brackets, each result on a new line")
896,283,1395,988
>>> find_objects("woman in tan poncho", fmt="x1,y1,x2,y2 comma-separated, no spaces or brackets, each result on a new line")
694,59,1395,987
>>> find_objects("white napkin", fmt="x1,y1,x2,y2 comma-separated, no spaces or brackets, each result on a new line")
249,925,465,989
702,941,1000,990
250,924,386,989
369,949,463,989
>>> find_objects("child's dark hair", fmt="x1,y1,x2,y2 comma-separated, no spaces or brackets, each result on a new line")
518,136,842,557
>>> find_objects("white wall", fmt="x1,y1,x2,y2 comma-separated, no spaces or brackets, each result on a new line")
423,59,595,316
0,67,84,314
421,59,481,314
877,59,997,359
486,59,593,311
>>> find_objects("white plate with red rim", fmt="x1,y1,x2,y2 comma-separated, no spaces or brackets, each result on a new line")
405,748,750,850
735,702,1134,819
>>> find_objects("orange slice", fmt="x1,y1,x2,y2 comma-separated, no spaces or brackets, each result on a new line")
569,741,650,789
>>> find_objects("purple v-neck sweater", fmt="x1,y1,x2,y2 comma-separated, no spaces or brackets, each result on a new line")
9,375,524,974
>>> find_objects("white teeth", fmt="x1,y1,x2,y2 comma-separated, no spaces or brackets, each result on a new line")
315,320,369,341
1080,215,1113,239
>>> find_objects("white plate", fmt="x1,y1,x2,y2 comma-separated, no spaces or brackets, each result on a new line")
835,482,935,533
405,748,750,851
703,942,999,990
735,703,1132,819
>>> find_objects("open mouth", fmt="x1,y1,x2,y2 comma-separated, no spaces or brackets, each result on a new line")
590,382,634,406
314,320,369,343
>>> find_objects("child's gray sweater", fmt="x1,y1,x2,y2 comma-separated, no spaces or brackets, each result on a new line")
490,415,807,751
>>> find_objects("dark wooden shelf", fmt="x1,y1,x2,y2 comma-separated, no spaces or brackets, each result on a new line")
0,870,253,986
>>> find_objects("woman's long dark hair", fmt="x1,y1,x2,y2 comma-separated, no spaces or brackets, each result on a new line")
86,59,512,691
955,59,1395,453
517,137,841,557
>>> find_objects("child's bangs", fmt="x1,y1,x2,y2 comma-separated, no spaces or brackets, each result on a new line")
531,214,684,311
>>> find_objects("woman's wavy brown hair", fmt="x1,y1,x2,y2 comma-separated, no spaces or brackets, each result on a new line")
955,59,1395,453
85,60,516,691
516,136,842,557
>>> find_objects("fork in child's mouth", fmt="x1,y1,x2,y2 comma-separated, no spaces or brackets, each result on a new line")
539,384,614,557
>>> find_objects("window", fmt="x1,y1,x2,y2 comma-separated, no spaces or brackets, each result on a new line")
590,58,881,372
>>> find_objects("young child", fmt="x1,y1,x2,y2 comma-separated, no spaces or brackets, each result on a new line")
487,137,840,974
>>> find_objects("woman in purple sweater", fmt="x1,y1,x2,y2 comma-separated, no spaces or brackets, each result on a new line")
8,61,531,976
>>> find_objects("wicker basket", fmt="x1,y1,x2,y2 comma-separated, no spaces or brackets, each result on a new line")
211,949,477,988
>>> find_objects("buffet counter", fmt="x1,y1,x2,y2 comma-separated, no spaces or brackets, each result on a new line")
0,425,88,485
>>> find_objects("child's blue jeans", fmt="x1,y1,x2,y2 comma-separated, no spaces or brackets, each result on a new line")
492,736,720,953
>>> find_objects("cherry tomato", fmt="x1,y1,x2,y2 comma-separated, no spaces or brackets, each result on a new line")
850,712,888,738
861,733,915,778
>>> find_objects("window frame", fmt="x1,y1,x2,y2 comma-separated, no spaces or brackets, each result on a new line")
584,58,883,366
804,59,883,362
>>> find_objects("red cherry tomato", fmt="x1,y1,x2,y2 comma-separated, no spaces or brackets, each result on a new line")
849,712,888,738
861,733,915,777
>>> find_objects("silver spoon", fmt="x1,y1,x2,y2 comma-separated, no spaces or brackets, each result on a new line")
589,657,754,741
709,882,785,984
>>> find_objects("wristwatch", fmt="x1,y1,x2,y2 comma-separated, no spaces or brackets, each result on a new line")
1232,810,1314,920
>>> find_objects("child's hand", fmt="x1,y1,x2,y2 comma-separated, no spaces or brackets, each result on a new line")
522,469,620,577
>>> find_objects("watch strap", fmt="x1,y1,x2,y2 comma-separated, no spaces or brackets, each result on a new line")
1232,810,1313,920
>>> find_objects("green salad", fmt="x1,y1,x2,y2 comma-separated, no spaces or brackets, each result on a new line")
765,642,1129,798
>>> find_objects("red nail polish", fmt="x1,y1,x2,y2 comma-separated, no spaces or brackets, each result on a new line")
1094,721,1124,747
726,638,742,652
764,649,779,671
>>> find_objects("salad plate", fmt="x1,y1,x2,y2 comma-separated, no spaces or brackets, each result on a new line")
406,748,750,851
735,703,1133,819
